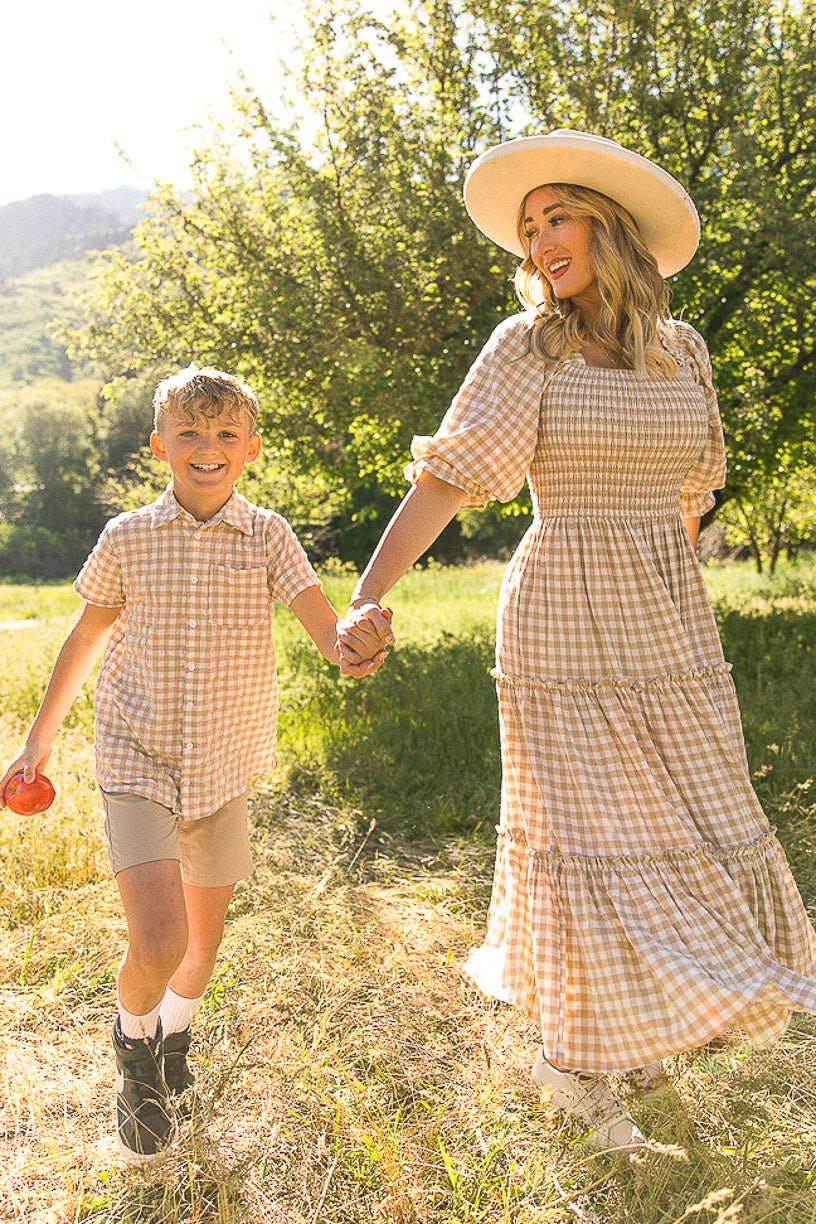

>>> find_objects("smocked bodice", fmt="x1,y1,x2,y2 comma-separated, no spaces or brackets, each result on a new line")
529,357,710,520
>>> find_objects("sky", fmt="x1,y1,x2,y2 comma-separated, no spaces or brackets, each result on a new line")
1,0,303,206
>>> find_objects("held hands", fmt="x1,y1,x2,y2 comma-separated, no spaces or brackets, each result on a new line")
337,604,395,678
0,741,51,807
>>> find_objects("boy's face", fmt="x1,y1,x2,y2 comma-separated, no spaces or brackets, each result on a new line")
150,407,261,520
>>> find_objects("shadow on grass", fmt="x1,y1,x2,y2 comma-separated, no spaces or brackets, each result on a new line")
230,821,816,1224
718,603,816,779
717,603,816,911
242,589,816,1221
278,631,502,843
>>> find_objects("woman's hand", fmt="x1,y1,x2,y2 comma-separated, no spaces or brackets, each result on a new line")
338,605,394,677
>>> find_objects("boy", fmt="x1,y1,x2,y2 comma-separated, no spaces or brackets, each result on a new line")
0,367,391,1165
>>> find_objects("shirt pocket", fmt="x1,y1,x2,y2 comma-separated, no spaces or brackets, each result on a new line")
208,563,271,627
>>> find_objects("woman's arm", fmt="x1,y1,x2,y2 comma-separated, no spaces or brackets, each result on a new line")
351,470,469,608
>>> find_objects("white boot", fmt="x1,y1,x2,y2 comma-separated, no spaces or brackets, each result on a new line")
625,1061,668,1096
532,1049,645,1153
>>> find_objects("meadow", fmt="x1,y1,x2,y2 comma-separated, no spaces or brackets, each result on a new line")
1,558,815,1223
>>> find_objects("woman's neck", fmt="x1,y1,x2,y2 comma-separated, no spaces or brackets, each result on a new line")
579,340,627,369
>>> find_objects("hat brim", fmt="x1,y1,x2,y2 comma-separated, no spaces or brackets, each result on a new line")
464,132,700,278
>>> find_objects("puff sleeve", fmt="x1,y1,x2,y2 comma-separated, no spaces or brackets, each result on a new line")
405,314,545,509
677,323,727,518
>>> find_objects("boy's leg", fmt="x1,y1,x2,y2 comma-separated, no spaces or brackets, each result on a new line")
103,791,190,1164
110,859,189,1164
169,882,235,1002
116,859,189,1023
161,882,234,1099
158,796,252,1098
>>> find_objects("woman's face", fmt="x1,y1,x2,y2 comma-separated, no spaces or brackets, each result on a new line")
522,185,601,317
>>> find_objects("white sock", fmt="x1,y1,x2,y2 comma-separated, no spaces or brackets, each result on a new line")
117,995,161,1041
159,986,204,1036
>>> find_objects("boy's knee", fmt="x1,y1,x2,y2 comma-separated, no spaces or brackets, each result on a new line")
186,931,225,967
129,920,188,977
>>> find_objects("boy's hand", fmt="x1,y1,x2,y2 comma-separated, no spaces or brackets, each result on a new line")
338,606,394,677
338,646,388,677
1,742,51,807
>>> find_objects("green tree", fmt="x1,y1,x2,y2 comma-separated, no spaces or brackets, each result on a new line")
68,0,816,567
717,441,816,573
15,396,101,535
67,0,513,546
0,390,105,576
463,0,816,562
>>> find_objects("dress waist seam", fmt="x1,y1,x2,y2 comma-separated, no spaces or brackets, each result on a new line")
530,510,680,523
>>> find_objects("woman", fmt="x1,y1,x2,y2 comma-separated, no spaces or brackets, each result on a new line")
342,131,816,1151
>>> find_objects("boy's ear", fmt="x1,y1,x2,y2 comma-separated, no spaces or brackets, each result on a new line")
150,431,167,461
246,432,262,463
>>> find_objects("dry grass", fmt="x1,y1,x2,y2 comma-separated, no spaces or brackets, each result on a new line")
1,563,816,1222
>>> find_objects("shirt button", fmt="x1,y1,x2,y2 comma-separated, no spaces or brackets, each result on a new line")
185,741,194,751
189,619,198,628
185,701,194,711
190,576,199,585
187,663,196,672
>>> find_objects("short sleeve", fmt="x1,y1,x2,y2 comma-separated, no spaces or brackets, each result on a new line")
675,323,727,517
74,520,126,607
405,314,544,509
264,513,321,606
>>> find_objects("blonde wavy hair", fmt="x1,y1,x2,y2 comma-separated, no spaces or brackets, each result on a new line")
153,366,260,432
514,183,678,380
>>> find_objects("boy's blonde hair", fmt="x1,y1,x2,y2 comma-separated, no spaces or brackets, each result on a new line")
514,183,678,380
153,367,260,432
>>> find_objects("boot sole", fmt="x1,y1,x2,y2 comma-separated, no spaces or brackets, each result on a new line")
116,1118,178,1167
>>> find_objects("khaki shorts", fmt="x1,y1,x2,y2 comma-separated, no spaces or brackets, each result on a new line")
101,791,254,887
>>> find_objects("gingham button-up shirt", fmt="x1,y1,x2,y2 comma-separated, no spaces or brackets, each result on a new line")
74,486,319,819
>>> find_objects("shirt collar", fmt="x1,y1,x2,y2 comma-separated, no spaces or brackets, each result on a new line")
150,485,255,535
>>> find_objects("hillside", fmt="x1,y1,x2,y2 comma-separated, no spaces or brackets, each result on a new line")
0,187,146,281
0,258,99,385
0,188,148,385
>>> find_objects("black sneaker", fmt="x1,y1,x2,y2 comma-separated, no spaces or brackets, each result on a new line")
163,1027,195,1113
113,1020,175,1165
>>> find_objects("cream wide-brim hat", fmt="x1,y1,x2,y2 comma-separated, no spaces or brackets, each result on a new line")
463,129,700,278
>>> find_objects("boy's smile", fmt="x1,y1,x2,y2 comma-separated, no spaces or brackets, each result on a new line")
150,410,261,521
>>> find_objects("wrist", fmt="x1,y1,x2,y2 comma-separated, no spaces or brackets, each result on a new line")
25,733,50,755
349,593,383,611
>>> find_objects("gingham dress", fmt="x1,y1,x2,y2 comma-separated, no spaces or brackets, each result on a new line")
408,311,816,1074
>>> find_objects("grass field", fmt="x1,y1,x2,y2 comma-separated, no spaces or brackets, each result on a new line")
1,558,815,1223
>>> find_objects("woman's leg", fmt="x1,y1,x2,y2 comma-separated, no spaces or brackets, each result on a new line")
532,1051,646,1152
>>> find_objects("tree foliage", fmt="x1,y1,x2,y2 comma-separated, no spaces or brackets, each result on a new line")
68,0,816,568
0,380,155,577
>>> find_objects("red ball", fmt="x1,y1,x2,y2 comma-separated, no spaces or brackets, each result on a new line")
4,771,56,815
